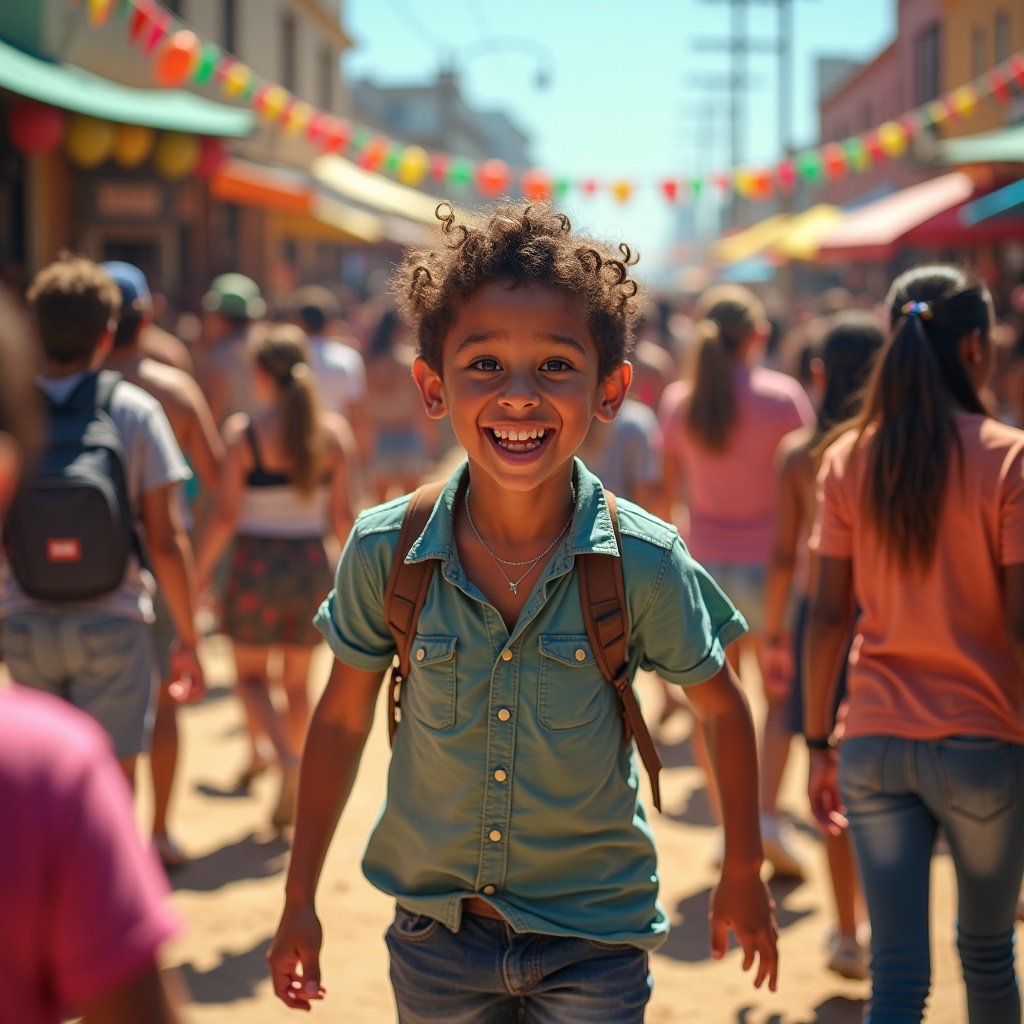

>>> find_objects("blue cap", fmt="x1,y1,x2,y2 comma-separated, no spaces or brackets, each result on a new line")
101,261,151,313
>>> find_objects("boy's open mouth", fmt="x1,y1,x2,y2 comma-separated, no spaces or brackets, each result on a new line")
489,427,549,454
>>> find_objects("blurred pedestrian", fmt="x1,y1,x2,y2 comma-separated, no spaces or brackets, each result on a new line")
762,311,884,979
196,324,356,828
659,284,815,878
806,265,1024,1023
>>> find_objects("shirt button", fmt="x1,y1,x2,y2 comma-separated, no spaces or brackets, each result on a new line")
415,648,426,662
497,708,511,722
493,768,508,783
489,830,502,842
575,649,586,662
501,649,513,662
482,885,496,895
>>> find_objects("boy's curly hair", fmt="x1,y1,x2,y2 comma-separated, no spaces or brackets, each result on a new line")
392,201,643,379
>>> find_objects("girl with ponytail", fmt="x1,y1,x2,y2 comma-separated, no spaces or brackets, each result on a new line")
805,265,1024,1023
197,323,357,829
659,284,815,878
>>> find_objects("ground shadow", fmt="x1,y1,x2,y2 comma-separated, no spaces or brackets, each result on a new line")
654,724,698,771
662,780,719,829
656,878,812,964
734,995,865,1024
169,832,289,893
177,936,272,1004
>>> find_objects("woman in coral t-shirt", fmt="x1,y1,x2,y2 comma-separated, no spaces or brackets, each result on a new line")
806,265,1024,1024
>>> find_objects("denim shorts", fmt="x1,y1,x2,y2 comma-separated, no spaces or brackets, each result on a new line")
386,904,652,1023
2,611,155,759
700,561,764,635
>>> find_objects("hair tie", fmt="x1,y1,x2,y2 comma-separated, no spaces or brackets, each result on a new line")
901,300,933,321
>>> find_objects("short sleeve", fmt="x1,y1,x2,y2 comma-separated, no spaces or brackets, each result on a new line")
809,440,854,560
1000,442,1024,566
51,741,179,1009
137,400,190,495
313,525,398,670
627,408,662,484
634,535,748,687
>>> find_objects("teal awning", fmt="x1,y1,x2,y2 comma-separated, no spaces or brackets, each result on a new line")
937,122,1024,165
961,178,1024,225
0,37,254,137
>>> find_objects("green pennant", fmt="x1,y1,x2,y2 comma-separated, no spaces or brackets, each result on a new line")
193,43,221,84
447,158,474,188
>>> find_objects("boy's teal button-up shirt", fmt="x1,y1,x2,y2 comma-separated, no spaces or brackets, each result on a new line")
314,458,746,951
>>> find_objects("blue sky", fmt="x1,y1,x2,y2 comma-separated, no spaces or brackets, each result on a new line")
344,0,896,274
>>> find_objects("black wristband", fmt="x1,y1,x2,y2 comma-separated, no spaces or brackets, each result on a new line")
805,734,836,751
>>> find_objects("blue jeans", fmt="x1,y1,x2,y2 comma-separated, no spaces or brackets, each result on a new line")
386,906,652,1023
840,735,1024,1023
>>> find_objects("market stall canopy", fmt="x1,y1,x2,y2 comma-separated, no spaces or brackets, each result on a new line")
711,214,791,265
210,159,312,215
960,177,1024,225
310,154,444,226
0,36,253,136
815,172,976,262
937,123,1024,165
769,204,844,261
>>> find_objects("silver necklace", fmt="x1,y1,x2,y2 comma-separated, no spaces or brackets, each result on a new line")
464,485,574,594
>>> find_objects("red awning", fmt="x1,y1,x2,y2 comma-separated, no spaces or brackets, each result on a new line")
816,172,976,262
209,159,312,216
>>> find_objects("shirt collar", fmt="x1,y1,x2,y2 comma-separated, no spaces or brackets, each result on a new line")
406,457,620,566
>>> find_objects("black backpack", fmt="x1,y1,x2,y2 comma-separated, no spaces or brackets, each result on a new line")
4,370,136,602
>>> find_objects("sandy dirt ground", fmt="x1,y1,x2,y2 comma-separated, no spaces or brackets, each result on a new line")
139,634,987,1024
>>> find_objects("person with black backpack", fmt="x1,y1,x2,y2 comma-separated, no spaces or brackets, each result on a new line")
1,255,205,787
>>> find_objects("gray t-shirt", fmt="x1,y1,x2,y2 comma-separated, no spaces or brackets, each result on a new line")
0,373,190,622
579,398,661,499
308,335,367,417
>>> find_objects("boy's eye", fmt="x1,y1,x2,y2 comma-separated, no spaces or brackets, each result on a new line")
541,358,572,371
470,357,502,372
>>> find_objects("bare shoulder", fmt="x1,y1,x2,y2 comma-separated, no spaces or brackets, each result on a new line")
222,412,251,446
322,412,357,455
139,358,207,413
777,424,816,470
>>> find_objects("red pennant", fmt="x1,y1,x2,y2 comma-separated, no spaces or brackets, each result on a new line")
776,159,797,193
865,132,886,162
322,119,351,154
579,178,598,196
989,69,1011,104
660,179,679,202
712,172,731,194
144,11,171,55
129,4,151,43
430,154,449,182
823,144,847,180
1011,55,1024,88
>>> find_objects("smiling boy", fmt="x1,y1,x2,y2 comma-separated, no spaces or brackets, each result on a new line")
269,202,777,1021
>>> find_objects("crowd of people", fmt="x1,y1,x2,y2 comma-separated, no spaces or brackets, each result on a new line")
1,197,1023,1023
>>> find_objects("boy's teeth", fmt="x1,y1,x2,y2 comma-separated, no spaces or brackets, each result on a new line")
492,428,545,440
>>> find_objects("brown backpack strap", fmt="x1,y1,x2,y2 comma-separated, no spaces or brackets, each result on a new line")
383,480,446,746
577,490,663,812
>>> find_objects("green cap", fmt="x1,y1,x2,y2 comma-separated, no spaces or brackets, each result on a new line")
202,272,266,320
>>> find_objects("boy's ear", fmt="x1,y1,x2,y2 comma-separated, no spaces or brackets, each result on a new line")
593,360,633,423
412,357,448,420
90,326,114,370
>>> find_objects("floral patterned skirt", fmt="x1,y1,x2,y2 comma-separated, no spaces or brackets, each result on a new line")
222,534,331,647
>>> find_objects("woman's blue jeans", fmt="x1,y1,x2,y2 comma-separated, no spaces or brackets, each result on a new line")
386,906,652,1023
840,735,1024,1023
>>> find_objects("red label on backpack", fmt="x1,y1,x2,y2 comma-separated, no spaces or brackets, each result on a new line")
47,538,82,563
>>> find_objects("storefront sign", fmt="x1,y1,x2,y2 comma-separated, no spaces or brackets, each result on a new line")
90,179,168,220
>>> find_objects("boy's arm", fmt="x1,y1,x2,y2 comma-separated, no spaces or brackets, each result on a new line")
140,481,204,702
685,663,779,992
268,657,388,1011
179,377,225,494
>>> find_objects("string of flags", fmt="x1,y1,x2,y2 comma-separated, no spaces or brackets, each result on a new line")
72,0,1024,202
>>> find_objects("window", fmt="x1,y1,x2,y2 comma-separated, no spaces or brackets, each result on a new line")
319,46,335,110
995,10,1011,65
223,0,237,54
914,24,942,105
973,27,986,77
281,13,297,92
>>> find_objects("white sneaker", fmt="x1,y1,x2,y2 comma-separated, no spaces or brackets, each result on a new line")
760,814,807,879
827,929,870,981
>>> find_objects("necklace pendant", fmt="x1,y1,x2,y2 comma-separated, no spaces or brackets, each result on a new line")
509,581,518,594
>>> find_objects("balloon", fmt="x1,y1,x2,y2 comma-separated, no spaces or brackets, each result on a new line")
476,159,511,197
64,115,116,168
153,131,200,179
154,31,199,88
284,102,315,136
193,136,227,178
222,62,253,99
8,101,65,155
321,119,351,154
112,123,155,167
733,169,756,198
750,169,774,200
950,86,978,118
397,145,430,186
823,144,847,180
256,84,289,122
355,135,389,169
796,150,823,182
520,168,551,202
877,121,907,158
610,179,634,203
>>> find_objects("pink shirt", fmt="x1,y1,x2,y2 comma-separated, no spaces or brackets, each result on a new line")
811,416,1024,743
0,686,179,1023
659,365,814,564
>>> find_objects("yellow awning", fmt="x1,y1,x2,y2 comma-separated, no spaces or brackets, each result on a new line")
310,155,443,226
711,214,791,265
770,204,845,261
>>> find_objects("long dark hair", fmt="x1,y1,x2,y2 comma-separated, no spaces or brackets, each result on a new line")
684,284,764,452
850,265,990,570
814,312,885,441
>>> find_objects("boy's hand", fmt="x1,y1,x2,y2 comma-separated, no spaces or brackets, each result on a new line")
760,638,793,701
168,643,206,703
268,903,327,1011
709,865,779,992
808,748,848,836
